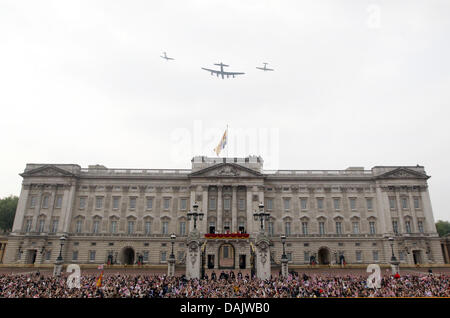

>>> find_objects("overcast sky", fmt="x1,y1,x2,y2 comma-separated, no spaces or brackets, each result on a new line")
0,1,449,221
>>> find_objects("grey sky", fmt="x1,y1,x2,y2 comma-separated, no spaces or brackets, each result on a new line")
0,1,449,221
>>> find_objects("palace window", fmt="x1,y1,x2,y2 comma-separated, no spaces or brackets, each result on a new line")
336,222,342,234
163,198,171,210
143,251,149,262
389,197,396,210
89,250,96,261
349,198,356,211
209,197,216,210
129,197,136,210
392,220,398,234
333,198,340,210
55,196,62,209
283,198,290,211
284,222,291,236
266,198,273,211
79,197,86,209
418,221,424,233
30,196,36,208
45,251,51,261
42,196,49,208
413,197,420,209
302,222,308,235
161,251,167,262
72,251,78,261
127,221,134,234
113,197,120,210
319,222,325,235
93,220,99,234
145,221,151,235
95,197,103,209
300,198,307,210
366,198,373,211
356,251,362,262
268,222,274,236
180,221,186,235
162,221,169,235
373,251,379,262
304,251,310,263
317,198,324,210
238,198,245,210
180,198,187,210
401,197,408,209
224,198,231,210
369,222,376,234
38,219,45,232
51,219,58,233
352,222,360,234
146,198,153,210
287,252,292,262
405,220,412,233
111,221,117,233
76,220,82,233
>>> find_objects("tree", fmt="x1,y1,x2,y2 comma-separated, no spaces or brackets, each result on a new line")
435,220,450,237
0,195,18,232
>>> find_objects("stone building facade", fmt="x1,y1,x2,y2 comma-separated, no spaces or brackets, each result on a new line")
3,156,444,268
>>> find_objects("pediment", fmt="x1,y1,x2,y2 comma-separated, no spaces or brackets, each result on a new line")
376,167,429,180
21,165,76,178
189,163,263,178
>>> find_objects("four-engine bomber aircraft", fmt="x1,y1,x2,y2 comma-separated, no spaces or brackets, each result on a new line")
160,52,174,61
256,62,274,71
201,62,245,79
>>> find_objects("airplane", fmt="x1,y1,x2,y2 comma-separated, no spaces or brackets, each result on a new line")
201,62,245,79
256,63,274,71
160,52,174,61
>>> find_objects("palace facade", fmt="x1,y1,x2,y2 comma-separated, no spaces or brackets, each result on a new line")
3,156,444,269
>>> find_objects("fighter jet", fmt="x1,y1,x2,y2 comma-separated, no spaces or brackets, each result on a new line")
201,62,245,79
256,63,274,71
160,52,174,61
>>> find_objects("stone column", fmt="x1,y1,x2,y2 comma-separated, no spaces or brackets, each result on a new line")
12,184,31,233
168,255,176,277
201,186,208,234
231,186,237,233
420,186,437,233
186,230,201,280
395,191,405,233
61,182,77,234
246,186,253,235
255,232,271,280
44,185,57,233
217,186,223,233
31,187,43,232
189,186,196,232
375,186,391,235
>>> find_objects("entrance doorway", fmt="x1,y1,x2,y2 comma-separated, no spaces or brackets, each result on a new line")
239,255,246,269
26,250,37,264
121,247,135,265
413,250,422,264
219,243,235,268
318,247,330,265
208,255,215,269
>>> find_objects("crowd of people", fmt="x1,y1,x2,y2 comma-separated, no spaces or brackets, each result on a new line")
0,270,448,298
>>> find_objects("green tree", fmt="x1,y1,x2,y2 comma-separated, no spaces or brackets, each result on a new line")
435,220,450,237
0,195,18,232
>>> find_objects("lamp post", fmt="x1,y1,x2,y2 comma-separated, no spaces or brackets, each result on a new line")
280,235,288,278
253,202,270,232
187,202,204,231
388,237,397,262
53,235,66,277
168,233,176,277
170,233,176,259
388,237,400,275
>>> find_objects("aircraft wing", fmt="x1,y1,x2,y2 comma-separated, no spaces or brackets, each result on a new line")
201,67,220,74
222,71,245,75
